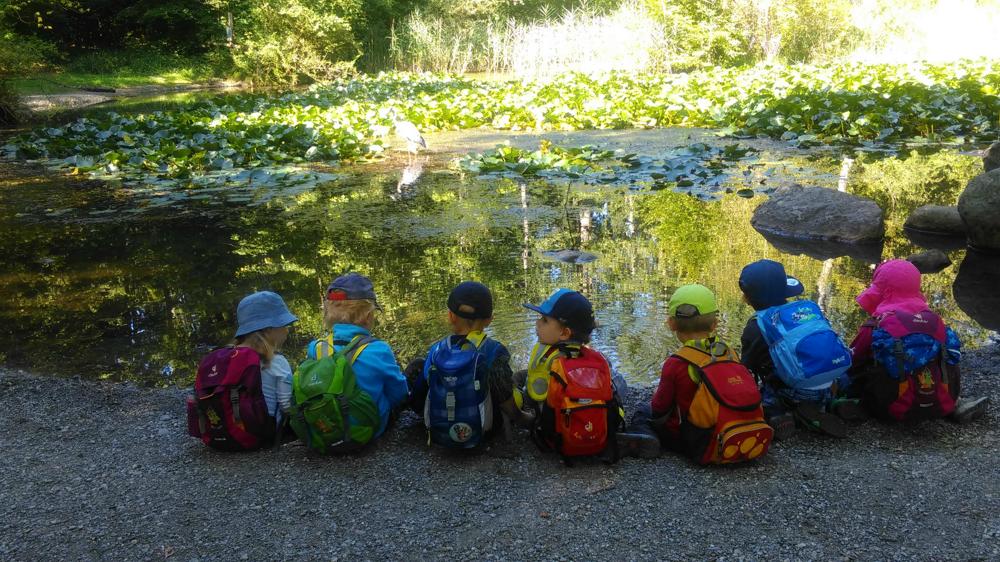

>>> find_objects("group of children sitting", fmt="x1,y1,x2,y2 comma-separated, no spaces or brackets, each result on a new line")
187,258,989,465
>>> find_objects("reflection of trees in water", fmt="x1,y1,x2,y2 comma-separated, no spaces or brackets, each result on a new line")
1,149,994,384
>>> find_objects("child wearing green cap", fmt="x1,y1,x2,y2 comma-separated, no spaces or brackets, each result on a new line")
632,284,765,458
405,281,535,449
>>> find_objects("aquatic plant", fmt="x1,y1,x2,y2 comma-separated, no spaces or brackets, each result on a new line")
4,60,998,188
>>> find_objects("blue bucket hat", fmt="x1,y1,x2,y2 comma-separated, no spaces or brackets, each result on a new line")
523,288,595,334
739,259,804,310
235,291,298,338
327,272,382,310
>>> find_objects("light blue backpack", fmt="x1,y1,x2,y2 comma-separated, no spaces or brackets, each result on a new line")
756,300,852,390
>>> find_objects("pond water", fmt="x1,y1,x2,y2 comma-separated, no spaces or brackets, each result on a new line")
1,97,998,386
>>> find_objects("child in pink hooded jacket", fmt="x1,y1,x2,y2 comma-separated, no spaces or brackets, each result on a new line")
845,259,988,423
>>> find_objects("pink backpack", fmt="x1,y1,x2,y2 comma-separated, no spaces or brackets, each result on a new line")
186,347,275,451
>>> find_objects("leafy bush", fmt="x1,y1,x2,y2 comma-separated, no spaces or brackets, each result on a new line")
0,30,60,75
231,0,361,86
0,78,25,126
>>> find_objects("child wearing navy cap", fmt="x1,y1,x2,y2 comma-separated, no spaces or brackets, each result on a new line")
520,288,656,460
304,272,409,439
406,281,534,449
739,260,853,439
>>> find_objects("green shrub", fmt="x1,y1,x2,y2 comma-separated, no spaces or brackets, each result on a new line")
0,31,60,75
0,78,25,126
231,0,361,86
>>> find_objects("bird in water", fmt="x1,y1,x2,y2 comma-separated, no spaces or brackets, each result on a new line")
390,110,426,163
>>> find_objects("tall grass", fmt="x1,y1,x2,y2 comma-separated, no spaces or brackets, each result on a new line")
390,2,669,76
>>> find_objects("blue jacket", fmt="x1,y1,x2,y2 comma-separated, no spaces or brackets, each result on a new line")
306,323,409,437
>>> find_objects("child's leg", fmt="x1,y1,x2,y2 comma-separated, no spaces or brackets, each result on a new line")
403,357,427,414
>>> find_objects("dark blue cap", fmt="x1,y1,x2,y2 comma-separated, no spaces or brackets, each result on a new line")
448,281,493,319
739,259,804,310
327,272,382,310
523,289,595,334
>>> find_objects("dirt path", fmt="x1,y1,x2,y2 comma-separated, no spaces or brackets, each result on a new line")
1,342,997,561
21,82,242,113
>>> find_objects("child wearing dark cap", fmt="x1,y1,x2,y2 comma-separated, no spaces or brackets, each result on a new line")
305,272,409,439
738,259,850,439
407,281,534,447
520,288,656,459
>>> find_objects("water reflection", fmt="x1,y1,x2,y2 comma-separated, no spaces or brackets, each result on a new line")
0,146,995,386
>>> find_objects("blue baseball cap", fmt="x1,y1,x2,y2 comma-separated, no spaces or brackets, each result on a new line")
235,291,298,338
523,289,595,334
739,259,804,310
327,272,382,310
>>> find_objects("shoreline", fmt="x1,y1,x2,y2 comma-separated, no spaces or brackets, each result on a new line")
1,342,997,560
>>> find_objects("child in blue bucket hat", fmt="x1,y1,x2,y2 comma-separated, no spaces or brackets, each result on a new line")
234,291,299,426
186,290,298,451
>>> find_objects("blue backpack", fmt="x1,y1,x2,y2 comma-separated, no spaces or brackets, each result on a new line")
423,335,501,448
756,300,852,390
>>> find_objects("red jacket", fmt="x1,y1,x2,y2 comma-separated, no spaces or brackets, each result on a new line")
650,354,701,442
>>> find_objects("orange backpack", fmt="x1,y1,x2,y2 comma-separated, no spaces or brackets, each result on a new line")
541,346,621,459
673,343,772,465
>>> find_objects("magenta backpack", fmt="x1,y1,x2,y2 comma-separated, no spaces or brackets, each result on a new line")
186,347,276,451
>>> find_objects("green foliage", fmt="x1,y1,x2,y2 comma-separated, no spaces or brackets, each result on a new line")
2,0,223,53
0,78,25,126
230,0,361,86
0,28,60,76
7,61,999,188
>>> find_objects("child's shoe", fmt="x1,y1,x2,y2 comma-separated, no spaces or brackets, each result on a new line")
616,431,661,459
952,396,989,424
767,412,796,441
793,402,847,438
830,398,867,422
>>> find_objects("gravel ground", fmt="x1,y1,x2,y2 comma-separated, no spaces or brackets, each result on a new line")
1,344,998,562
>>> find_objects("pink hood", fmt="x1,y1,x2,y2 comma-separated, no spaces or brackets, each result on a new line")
856,259,929,316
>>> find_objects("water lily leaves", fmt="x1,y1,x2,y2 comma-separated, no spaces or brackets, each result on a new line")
4,62,999,191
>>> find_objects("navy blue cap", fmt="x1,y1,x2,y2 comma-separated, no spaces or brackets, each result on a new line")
448,281,493,319
523,289,595,334
327,272,382,310
235,291,298,338
739,259,804,310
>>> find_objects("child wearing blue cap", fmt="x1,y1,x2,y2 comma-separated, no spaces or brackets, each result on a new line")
303,273,409,439
187,291,298,451
520,288,655,460
406,281,535,449
739,260,854,439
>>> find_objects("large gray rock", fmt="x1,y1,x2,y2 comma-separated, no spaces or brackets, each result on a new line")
984,141,1000,172
903,205,965,237
751,185,884,244
906,249,951,274
957,168,1000,252
953,250,1000,330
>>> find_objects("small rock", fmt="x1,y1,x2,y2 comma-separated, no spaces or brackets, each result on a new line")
906,249,951,274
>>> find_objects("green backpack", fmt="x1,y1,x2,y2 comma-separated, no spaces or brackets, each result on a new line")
289,334,381,454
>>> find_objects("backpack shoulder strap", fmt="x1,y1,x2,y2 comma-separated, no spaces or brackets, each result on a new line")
342,334,376,365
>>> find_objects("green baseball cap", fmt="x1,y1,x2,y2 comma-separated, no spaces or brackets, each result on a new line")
668,284,718,318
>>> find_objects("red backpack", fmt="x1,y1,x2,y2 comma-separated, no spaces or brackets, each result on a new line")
540,346,622,460
186,347,276,451
673,344,773,465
